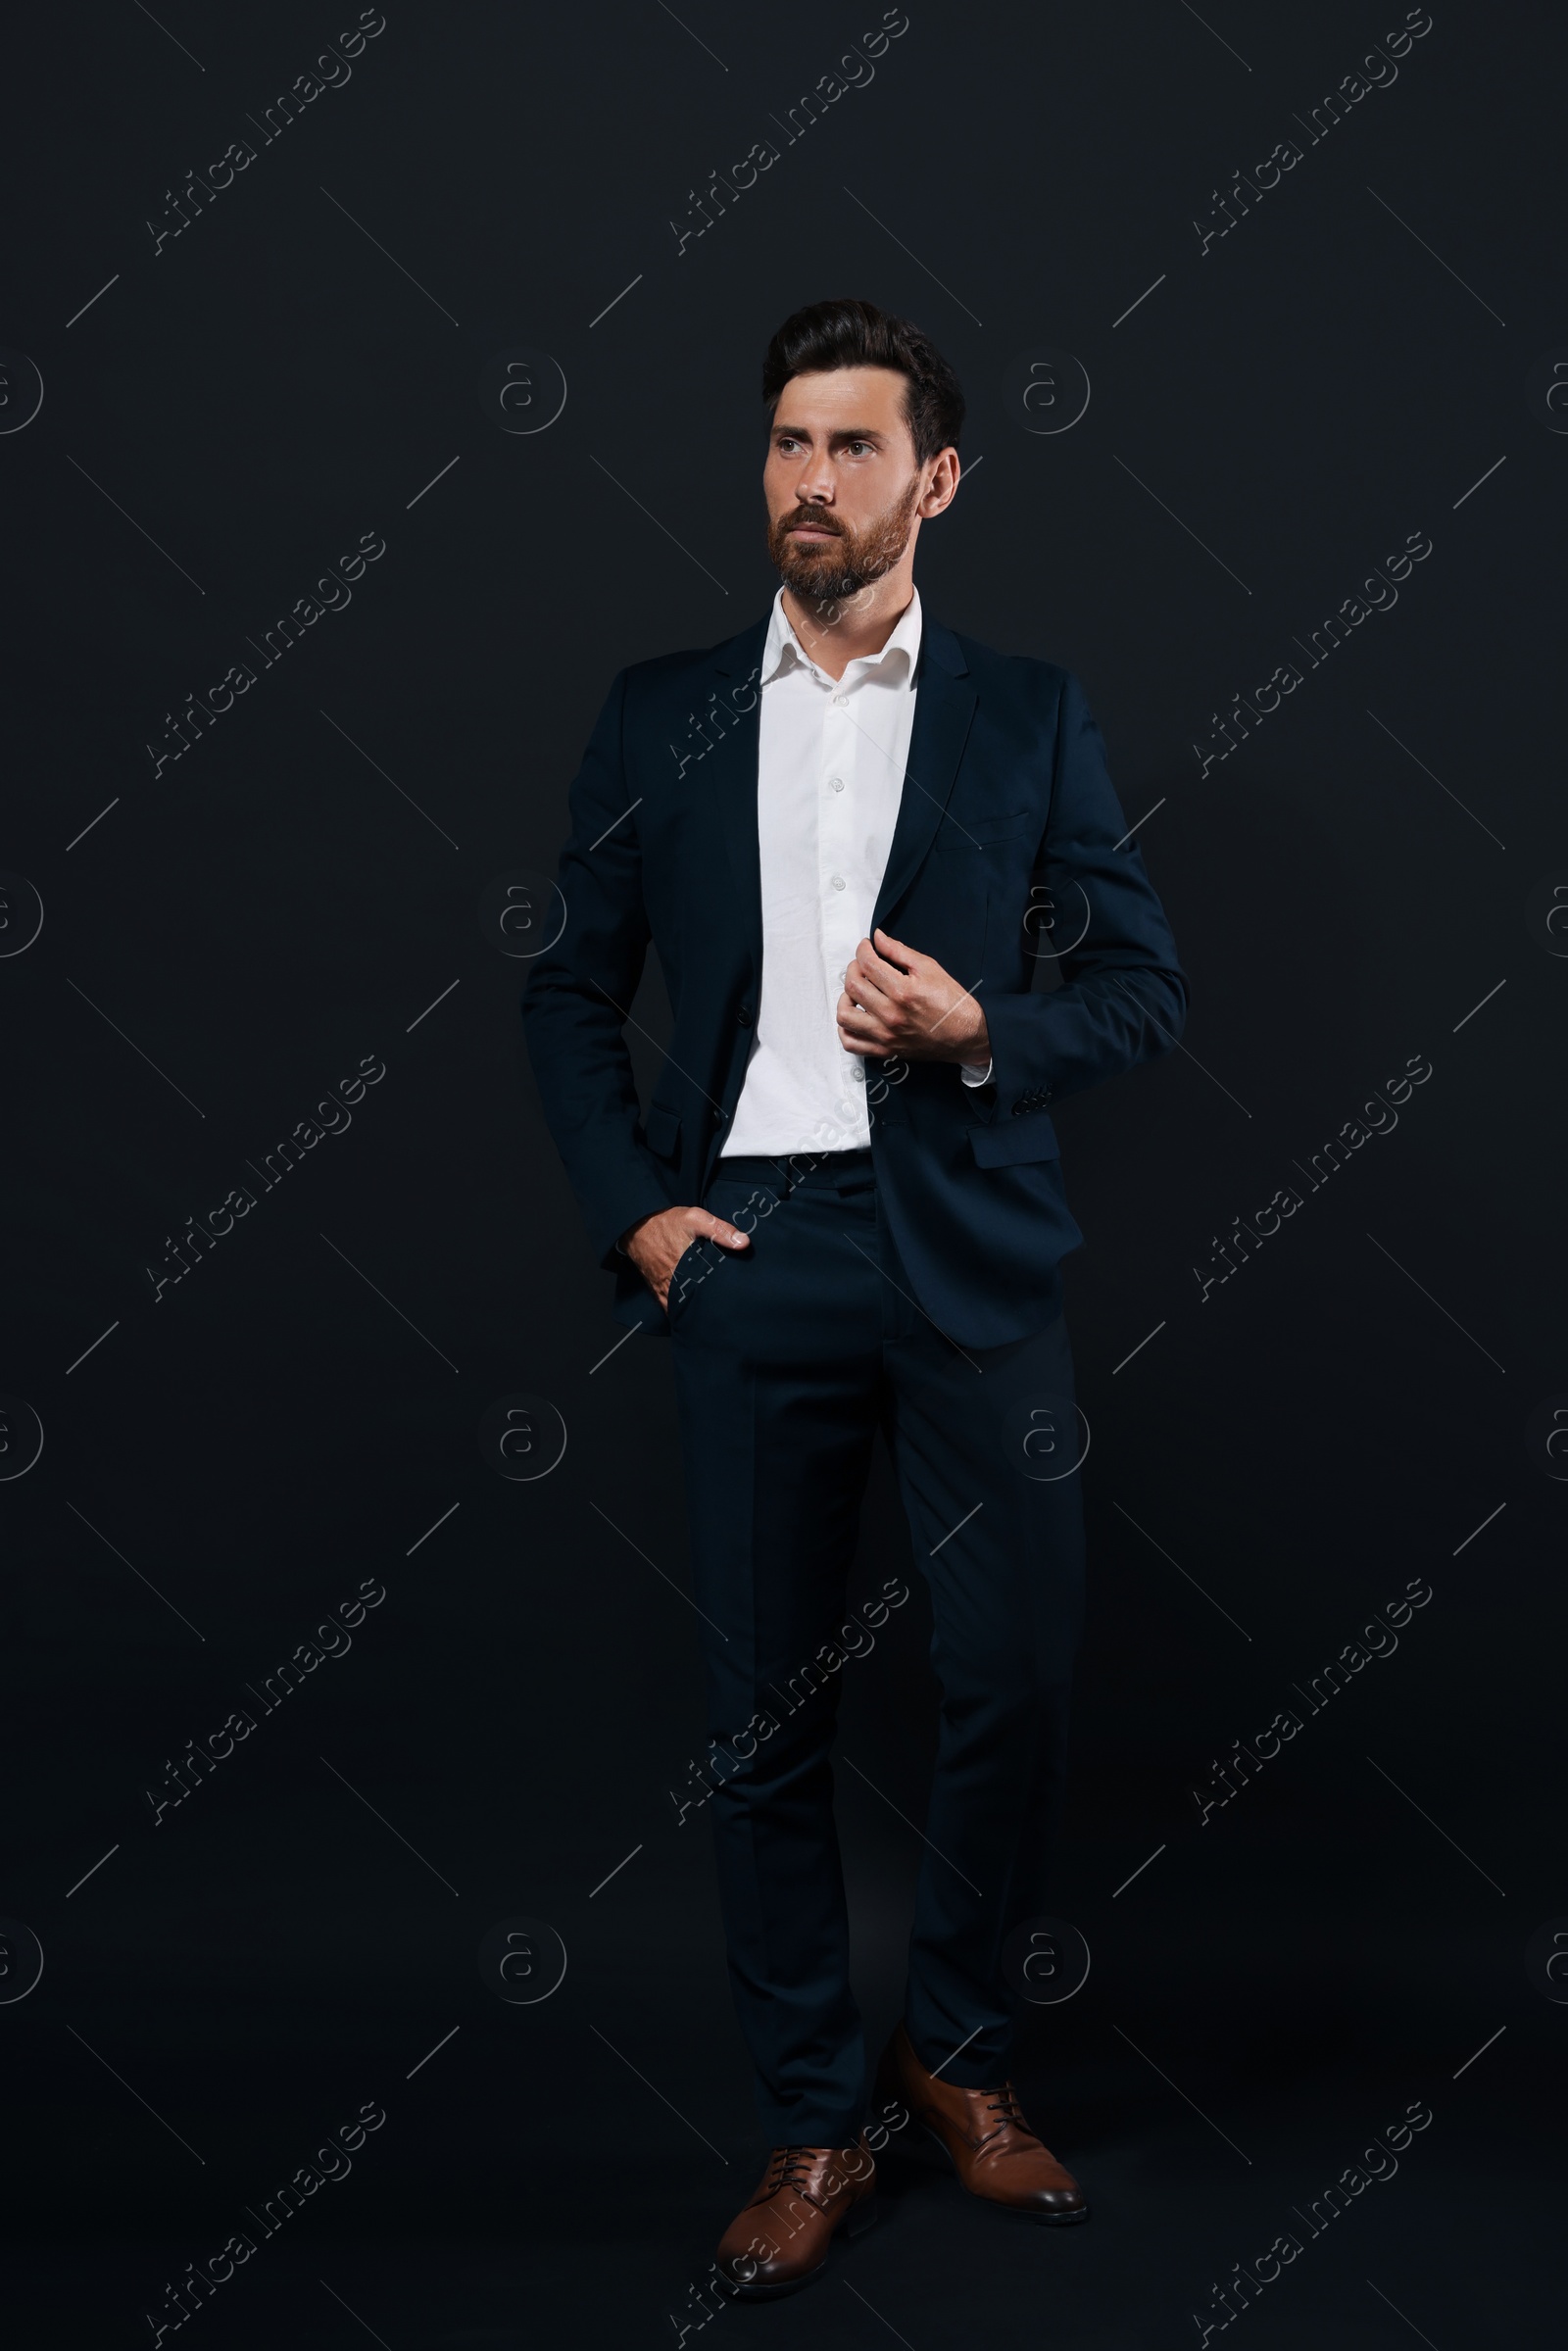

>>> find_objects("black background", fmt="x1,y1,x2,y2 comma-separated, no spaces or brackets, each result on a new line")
4,2,1564,2344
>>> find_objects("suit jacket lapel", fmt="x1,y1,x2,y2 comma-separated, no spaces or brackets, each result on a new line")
871,620,977,935
710,619,770,986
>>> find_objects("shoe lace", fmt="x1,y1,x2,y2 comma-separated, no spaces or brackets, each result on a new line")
763,2145,842,2200
978,2084,1031,2146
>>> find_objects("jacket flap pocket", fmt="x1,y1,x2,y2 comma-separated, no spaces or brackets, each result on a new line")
968,1114,1059,1167
645,1102,682,1160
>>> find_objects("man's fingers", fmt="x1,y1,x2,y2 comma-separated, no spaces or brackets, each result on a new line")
837,991,893,1046
872,927,922,973
692,1207,750,1250
847,947,898,1007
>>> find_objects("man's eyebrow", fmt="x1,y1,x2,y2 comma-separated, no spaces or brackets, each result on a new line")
770,423,889,441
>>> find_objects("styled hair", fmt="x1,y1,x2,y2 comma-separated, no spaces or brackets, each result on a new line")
761,297,964,464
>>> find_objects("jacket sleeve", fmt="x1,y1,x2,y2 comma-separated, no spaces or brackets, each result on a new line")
520,670,676,1268
981,671,1188,1109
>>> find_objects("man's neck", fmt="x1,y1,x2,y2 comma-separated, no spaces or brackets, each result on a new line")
780,572,915,681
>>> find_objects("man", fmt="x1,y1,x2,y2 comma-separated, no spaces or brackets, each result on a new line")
523,298,1186,2296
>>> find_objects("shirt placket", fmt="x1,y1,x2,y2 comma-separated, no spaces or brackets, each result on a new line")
819,669,864,1126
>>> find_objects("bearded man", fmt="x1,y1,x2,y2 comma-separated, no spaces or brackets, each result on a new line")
523,297,1187,2296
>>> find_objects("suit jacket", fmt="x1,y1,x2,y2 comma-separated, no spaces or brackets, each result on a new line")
521,612,1187,1348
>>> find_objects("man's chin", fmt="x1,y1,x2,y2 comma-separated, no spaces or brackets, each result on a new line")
779,558,858,603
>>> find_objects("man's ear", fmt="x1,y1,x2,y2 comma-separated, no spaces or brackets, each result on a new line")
922,449,960,514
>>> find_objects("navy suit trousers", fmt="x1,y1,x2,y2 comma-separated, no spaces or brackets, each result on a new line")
667,1149,1085,2146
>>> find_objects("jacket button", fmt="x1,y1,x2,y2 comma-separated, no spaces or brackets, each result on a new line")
737,1003,754,1026
711,1107,725,1128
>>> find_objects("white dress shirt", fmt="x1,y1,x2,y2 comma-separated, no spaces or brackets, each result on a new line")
725,587,991,1158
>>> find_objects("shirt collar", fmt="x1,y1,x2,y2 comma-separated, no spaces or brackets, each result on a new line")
762,585,922,689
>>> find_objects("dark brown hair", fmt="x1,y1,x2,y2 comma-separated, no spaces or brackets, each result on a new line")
761,297,964,464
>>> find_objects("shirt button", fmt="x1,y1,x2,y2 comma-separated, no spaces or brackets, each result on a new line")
833,694,848,707
829,776,845,793
829,874,847,891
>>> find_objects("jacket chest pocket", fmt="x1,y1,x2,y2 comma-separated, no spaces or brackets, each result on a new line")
947,808,1037,849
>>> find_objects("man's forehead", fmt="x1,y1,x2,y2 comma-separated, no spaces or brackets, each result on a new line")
773,366,909,429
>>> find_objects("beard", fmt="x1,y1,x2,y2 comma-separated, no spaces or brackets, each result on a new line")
766,477,920,611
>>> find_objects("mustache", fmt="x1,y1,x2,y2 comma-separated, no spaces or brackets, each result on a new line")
782,510,843,537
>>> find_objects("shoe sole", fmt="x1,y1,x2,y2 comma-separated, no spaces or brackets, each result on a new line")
719,2194,881,2301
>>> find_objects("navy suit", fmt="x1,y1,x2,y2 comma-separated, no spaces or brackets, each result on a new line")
524,614,1186,2141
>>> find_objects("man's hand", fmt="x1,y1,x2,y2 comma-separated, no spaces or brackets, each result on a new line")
620,1203,751,1309
837,929,991,1066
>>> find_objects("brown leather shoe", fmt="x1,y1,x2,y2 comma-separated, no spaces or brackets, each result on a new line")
875,2023,1089,2224
715,2137,879,2298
